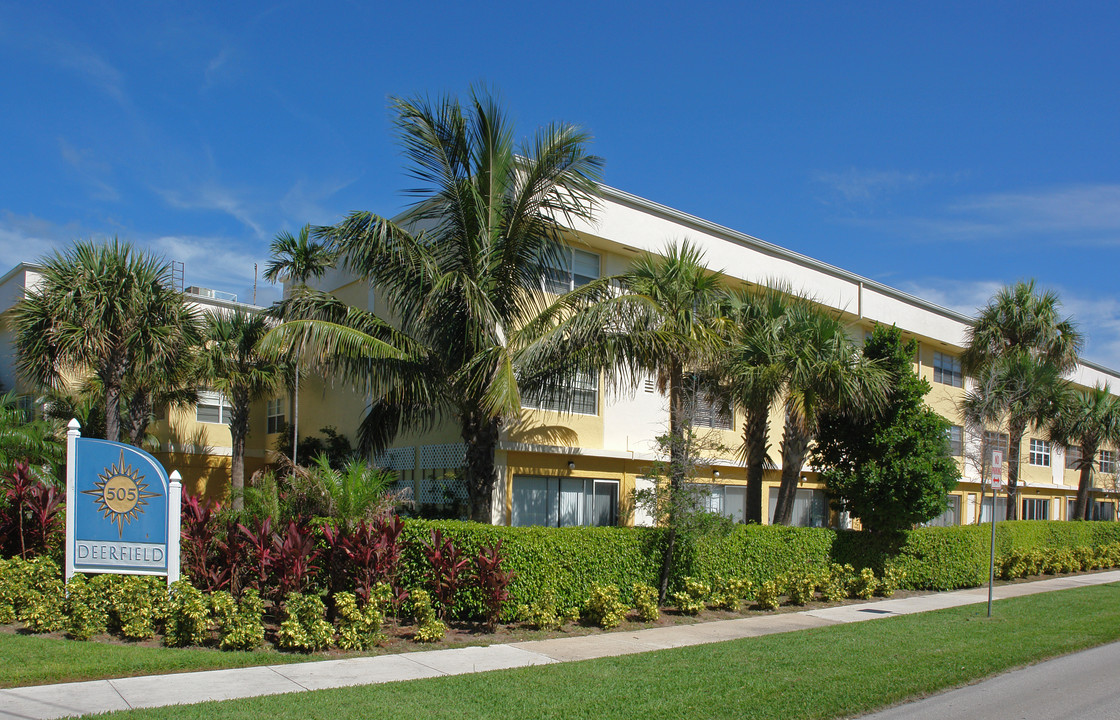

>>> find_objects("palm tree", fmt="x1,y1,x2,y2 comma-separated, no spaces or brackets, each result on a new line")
15,239,198,443
962,281,1083,519
770,302,889,526
1050,385,1120,521
265,88,603,522
720,284,798,524
263,224,335,465
198,310,287,510
963,352,1067,519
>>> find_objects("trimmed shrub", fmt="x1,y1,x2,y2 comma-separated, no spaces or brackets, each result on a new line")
65,575,107,640
165,580,210,647
335,586,389,650
631,583,659,622
517,590,579,631
686,525,834,588
398,520,664,620
709,576,754,611
277,592,333,651
755,580,781,610
669,577,709,615
584,584,628,629
409,589,447,643
211,588,265,650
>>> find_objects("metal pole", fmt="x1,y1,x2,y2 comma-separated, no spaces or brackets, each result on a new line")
988,488,996,617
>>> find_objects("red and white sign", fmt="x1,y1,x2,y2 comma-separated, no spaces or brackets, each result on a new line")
991,450,1003,489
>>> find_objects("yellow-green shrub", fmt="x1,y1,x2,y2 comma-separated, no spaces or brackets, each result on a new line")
165,580,210,647
669,577,709,615
278,592,333,651
584,584,628,629
631,583,659,622
211,589,265,651
335,585,389,650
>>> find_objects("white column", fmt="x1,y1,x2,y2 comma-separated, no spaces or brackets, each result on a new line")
167,471,182,586
64,418,80,584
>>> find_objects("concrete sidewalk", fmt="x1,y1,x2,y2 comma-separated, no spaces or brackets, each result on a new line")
3,570,1118,720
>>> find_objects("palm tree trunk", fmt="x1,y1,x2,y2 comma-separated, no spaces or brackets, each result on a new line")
658,360,688,600
773,410,810,526
1006,421,1025,520
462,413,500,523
230,396,250,511
1074,442,1097,521
292,371,300,465
104,382,122,443
126,391,152,448
742,404,769,524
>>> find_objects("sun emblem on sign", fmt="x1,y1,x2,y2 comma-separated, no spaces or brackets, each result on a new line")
81,450,159,537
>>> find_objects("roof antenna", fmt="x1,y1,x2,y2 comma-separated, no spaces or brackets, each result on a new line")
252,263,258,305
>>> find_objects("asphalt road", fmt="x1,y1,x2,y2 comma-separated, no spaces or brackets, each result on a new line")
857,640,1120,719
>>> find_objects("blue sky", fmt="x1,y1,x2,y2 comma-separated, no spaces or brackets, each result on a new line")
2,2,1119,367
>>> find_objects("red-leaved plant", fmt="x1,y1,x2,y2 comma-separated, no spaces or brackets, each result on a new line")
179,487,229,591
1,462,63,559
324,515,408,607
474,540,515,630
238,516,275,596
422,528,470,620
270,519,320,603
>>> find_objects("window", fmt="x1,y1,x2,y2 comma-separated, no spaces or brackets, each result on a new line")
932,351,963,388
1100,450,1117,474
1021,498,1049,520
690,483,747,522
982,431,1010,462
925,495,961,527
266,397,286,434
978,496,1008,522
523,372,598,415
542,247,600,294
689,392,733,430
946,425,963,456
768,489,828,528
1029,439,1051,467
1065,445,1083,470
196,390,232,424
1069,498,1118,521
511,476,618,527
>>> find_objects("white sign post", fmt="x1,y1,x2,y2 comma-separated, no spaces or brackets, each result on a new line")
988,449,1003,617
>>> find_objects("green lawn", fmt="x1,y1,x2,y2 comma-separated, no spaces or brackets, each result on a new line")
0,633,312,688
90,582,1120,720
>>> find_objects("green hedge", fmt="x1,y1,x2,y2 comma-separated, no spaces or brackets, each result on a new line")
682,525,835,586
398,520,666,619
396,519,1120,617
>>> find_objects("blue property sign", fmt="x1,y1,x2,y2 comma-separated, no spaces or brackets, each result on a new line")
64,420,181,584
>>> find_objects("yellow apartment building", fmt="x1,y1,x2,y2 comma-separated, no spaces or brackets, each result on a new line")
3,184,1118,524
293,185,1120,527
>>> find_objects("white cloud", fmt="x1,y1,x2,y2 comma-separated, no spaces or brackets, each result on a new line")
156,183,265,238
948,184,1120,241
900,277,1120,372
811,168,945,205
0,212,84,269
0,214,275,307
149,234,277,306
846,183,1120,246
